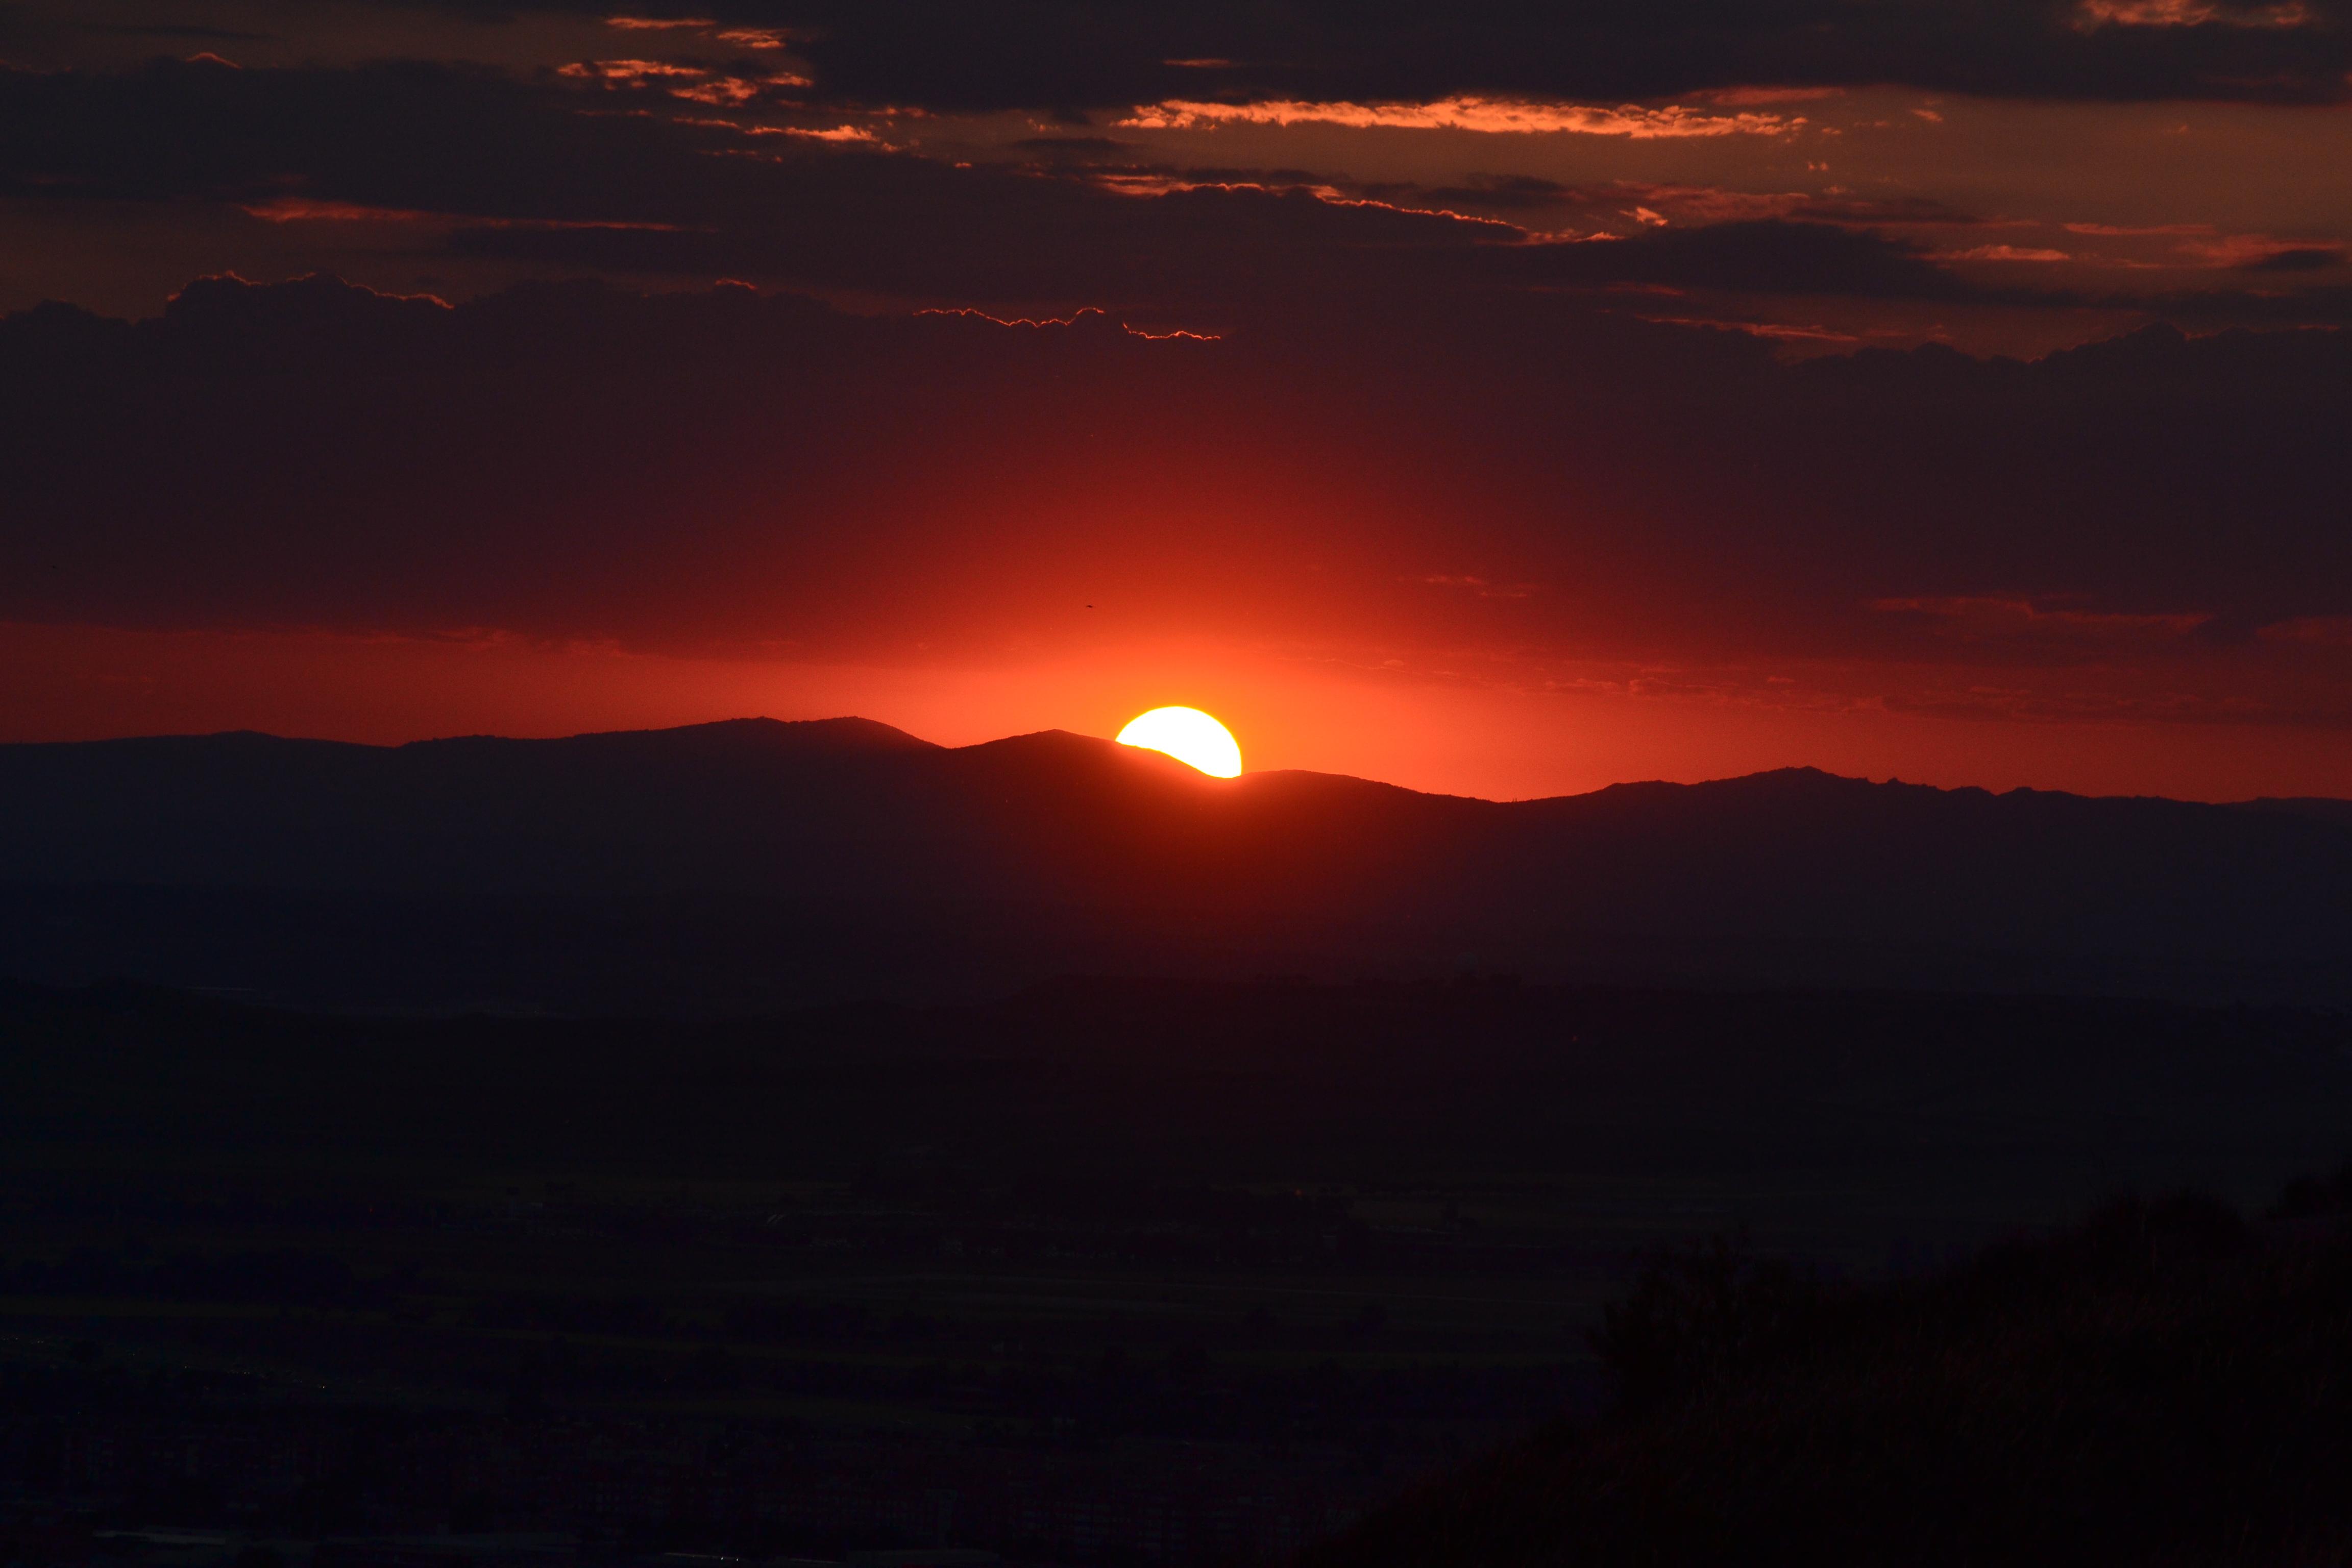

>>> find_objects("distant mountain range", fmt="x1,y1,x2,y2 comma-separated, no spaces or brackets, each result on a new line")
3,718,2348,1011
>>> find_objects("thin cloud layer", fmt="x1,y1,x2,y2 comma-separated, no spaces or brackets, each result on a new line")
3,56,2345,335
1513,221,1972,298
10,0,2350,106
565,0,2352,107
2,276,2347,734
1120,97,1798,138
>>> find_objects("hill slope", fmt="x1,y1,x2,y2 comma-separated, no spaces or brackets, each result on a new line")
3,719,2348,1009
1296,1189,2352,1568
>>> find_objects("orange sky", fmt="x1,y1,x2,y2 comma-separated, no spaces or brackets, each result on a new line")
1,1,2347,801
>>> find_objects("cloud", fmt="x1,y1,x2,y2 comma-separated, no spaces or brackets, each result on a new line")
2179,232,2342,267
12,0,2352,108
1,276,2346,731
1515,221,1971,299
1948,243,2073,261
0,56,723,214
4,56,2348,335
2132,283,2352,323
1119,97,1797,138
0,58,1520,310
2241,247,2346,272
564,0,2352,108
1871,595,2214,649
1358,178,1990,230
557,59,709,81
1010,135,1138,161
2072,0,2315,27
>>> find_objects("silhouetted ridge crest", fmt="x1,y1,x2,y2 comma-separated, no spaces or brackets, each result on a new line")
403,715,936,756
3,719,2349,1008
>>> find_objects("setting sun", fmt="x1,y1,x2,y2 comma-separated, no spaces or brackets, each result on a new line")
1116,706,1243,777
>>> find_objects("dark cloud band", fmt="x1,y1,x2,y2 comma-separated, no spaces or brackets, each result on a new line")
2,275,2346,689
295,0,2352,107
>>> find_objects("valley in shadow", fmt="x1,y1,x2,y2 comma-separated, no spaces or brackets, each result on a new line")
2,976,2347,1565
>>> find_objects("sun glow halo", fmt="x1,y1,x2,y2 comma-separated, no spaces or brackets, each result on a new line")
1116,706,1242,777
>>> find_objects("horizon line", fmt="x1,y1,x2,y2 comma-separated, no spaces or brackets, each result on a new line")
6,713,2342,811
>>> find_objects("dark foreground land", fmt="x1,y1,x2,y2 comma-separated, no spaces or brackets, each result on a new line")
3,978,2351,1566
1308,1181,2352,1568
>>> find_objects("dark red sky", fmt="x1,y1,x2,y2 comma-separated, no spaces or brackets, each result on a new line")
2,0,2348,798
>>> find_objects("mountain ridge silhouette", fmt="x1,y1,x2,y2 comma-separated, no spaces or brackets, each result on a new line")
3,717,2348,1010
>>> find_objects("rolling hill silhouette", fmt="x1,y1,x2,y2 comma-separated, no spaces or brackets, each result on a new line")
3,718,2348,1010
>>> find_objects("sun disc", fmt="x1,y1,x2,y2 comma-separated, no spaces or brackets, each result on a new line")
1116,706,1242,777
